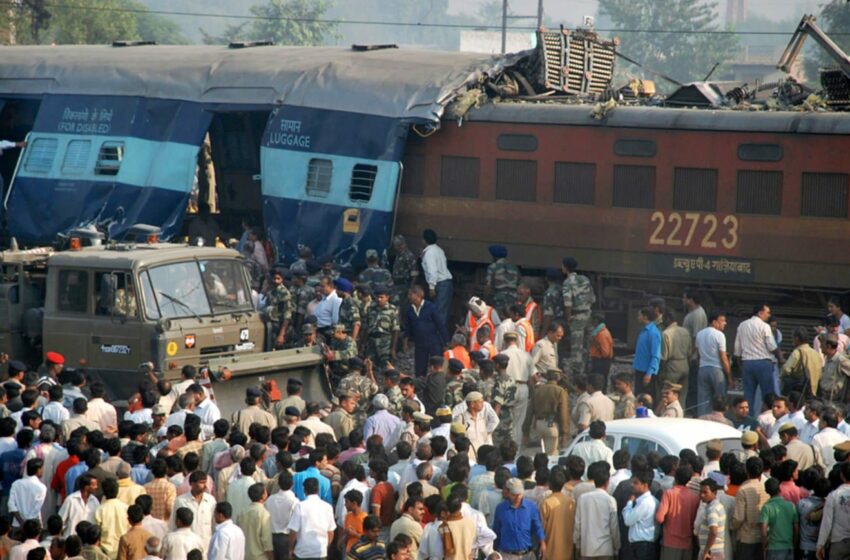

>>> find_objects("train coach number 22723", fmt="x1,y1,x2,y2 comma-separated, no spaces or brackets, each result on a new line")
648,211,739,253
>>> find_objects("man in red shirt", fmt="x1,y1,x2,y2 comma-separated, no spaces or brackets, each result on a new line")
590,312,615,375
655,464,701,560
52,438,83,501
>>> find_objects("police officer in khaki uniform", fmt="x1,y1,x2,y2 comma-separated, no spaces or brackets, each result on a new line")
660,381,685,417
323,390,358,440
232,387,277,434
522,369,570,456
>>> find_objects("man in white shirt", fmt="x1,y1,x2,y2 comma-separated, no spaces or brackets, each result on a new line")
39,385,69,425
208,502,245,560
695,312,732,417
58,473,99,538
138,495,169,541
190,384,221,440
571,421,615,477
813,409,849,468
265,471,298,560
734,303,782,414
314,277,342,335
8,519,41,560
574,461,620,559
8,458,46,528
287,477,336,560
161,507,206,560
85,382,118,436
420,228,453,328
170,471,216,554
297,402,336,442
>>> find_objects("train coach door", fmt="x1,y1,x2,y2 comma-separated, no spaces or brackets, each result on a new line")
4,95,212,245
259,105,405,266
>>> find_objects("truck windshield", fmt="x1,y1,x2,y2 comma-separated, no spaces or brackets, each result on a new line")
147,259,252,319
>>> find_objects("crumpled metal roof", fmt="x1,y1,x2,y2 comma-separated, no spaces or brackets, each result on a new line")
0,44,517,123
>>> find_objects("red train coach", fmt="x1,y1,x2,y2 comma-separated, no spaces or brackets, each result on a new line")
394,102,850,337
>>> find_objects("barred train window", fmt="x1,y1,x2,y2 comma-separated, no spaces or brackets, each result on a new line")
349,164,378,203
305,158,332,198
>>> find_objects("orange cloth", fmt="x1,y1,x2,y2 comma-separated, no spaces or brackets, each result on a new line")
516,318,536,352
444,347,472,370
344,511,367,552
590,326,614,359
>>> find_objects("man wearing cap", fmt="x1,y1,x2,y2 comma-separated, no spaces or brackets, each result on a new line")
334,278,362,342
363,395,403,452
778,423,821,471
324,324,358,383
288,269,312,332
522,369,569,456
39,352,64,383
540,268,564,339
358,249,392,291
467,296,499,351
445,359,474,409
659,382,684,418
485,245,519,316
455,391,499,455
232,387,277,435
273,378,305,422
338,358,378,427
382,368,405,416
265,268,293,349
6,360,26,390
432,406,453,441
297,322,319,347
492,478,546,560
364,285,400,370
404,286,449,377
324,391,358,440
501,333,534,443
561,257,596,376
740,431,759,458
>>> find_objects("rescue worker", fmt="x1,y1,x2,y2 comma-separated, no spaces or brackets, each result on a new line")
589,313,614,376
485,245,519,316
515,284,541,339
475,325,496,358
522,369,569,456
659,381,684,418
338,358,378,427
334,278,361,341
265,268,293,349
358,249,393,291
464,297,498,351
232,387,277,434
491,354,517,448
324,324,359,384
390,235,419,305
444,334,472,370
507,304,536,353
364,285,400,370
561,256,596,376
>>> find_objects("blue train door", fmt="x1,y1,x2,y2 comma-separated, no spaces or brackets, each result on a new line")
5,95,212,244
260,106,405,266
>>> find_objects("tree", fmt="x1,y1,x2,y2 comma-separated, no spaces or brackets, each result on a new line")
131,2,188,44
599,0,739,88
807,2,850,82
248,0,336,46
46,0,140,44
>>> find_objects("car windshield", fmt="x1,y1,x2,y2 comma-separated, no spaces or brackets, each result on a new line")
147,259,252,319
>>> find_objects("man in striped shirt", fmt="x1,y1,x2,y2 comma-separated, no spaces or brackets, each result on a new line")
734,304,783,413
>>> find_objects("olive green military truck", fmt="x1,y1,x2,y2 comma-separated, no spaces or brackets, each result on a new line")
0,236,330,414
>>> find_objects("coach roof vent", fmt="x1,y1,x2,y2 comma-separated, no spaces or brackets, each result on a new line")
228,40,275,49
351,44,398,51
112,40,157,47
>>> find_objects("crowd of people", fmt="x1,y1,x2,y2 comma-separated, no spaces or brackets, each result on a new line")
1,228,850,560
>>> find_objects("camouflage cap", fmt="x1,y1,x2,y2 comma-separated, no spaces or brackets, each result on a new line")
332,324,347,334
365,249,379,259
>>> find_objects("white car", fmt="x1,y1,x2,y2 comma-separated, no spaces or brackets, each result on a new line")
560,417,744,460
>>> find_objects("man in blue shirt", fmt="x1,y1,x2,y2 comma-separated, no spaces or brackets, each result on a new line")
0,429,32,502
291,448,333,504
492,478,546,560
622,470,660,560
633,307,662,400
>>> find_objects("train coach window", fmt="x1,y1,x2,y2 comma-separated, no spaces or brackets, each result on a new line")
349,164,377,202
497,134,538,152
736,170,782,215
801,172,849,218
23,138,58,174
95,142,124,176
61,140,92,175
673,167,717,212
614,139,656,158
738,143,783,162
496,159,537,202
612,165,655,208
305,158,332,198
554,162,595,205
440,156,479,198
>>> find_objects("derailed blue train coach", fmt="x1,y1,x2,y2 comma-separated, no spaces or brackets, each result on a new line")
0,44,508,264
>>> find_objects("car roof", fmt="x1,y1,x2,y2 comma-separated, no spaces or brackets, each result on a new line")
595,418,743,450
47,243,241,270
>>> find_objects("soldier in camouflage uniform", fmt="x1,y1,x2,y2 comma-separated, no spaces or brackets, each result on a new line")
475,359,496,402
324,324,359,385
289,269,313,333
364,285,400,370
334,278,361,341
358,250,393,292
264,268,293,349
444,358,473,409
491,353,517,448
319,255,340,281
382,369,404,416
338,357,379,427
561,257,596,376
290,246,312,276
391,235,419,306
540,267,567,365
485,245,520,317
